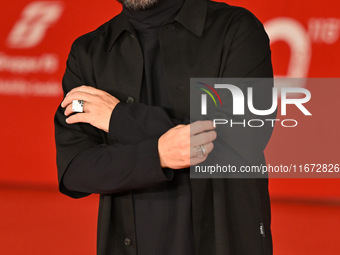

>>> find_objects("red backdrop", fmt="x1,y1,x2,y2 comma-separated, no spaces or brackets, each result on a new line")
1,0,339,254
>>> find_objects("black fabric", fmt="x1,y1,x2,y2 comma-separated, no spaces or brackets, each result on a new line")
63,0,193,254
122,1,194,255
54,0,274,254
122,0,183,108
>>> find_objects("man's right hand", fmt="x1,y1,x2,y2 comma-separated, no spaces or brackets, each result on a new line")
158,120,217,169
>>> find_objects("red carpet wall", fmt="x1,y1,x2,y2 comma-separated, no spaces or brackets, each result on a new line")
1,1,339,255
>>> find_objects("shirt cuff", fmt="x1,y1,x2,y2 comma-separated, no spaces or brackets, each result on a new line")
108,103,174,182
141,138,174,182
108,102,125,142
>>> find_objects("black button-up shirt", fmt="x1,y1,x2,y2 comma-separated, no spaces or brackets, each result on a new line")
54,0,274,254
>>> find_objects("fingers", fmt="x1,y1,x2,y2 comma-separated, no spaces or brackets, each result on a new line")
190,142,214,158
62,86,98,120
189,122,217,165
64,103,73,116
64,101,90,116
61,91,95,108
65,113,90,124
190,142,214,166
61,85,118,133
158,121,217,169
191,130,217,147
68,85,101,95
203,142,214,155
61,85,106,108
190,120,215,135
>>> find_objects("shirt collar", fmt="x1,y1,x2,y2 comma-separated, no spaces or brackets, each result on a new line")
174,0,207,37
105,0,208,51
105,13,134,51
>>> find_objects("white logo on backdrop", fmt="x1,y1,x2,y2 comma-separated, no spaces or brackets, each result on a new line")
265,17,340,88
265,18,312,79
0,1,64,97
7,1,64,49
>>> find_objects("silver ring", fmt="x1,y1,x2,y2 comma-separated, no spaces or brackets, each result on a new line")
72,100,84,113
199,145,206,157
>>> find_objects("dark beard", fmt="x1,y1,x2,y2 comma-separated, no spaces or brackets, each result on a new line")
117,0,162,10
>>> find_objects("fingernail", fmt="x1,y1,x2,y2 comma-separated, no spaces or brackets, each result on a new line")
65,118,69,123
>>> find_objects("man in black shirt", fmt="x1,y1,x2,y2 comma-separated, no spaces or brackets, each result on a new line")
54,0,274,254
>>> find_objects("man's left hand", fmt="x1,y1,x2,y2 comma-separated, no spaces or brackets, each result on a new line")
61,85,120,133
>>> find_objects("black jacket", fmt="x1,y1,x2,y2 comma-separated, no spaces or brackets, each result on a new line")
54,0,274,254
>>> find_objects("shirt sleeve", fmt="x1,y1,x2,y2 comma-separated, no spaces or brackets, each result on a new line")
211,10,275,170
223,10,273,79
107,102,188,144
54,42,176,198
62,138,173,195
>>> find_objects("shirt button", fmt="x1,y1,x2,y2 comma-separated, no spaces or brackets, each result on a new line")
124,237,132,247
126,96,135,104
174,86,183,92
